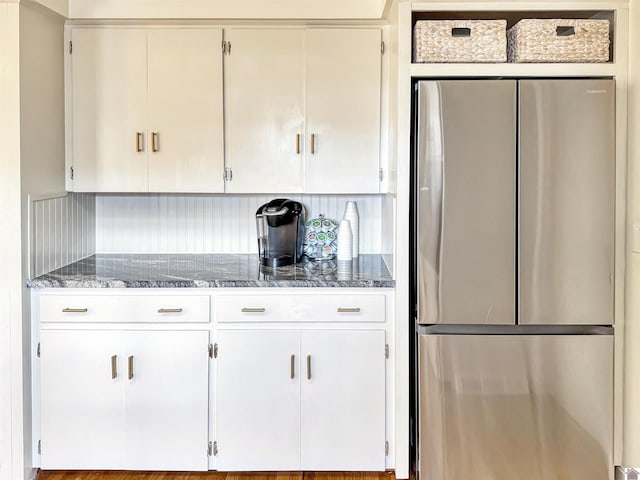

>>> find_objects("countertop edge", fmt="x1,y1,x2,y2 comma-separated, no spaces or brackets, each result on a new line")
27,279,396,289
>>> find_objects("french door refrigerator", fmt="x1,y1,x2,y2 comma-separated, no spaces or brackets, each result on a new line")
414,79,615,480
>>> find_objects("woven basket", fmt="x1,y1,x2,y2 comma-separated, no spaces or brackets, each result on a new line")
507,19,610,63
414,20,507,63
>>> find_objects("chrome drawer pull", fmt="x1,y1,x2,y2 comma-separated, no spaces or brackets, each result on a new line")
241,307,266,313
62,308,88,313
157,308,183,313
337,307,361,313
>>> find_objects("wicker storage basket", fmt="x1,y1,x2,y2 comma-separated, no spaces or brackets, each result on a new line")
507,19,610,63
413,20,507,63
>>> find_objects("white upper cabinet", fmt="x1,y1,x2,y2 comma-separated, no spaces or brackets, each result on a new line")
225,28,382,194
304,29,382,193
225,29,305,193
147,29,224,193
68,27,224,193
71,28,149,192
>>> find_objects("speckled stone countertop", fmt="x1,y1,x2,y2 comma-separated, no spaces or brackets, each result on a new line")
27,254,395,288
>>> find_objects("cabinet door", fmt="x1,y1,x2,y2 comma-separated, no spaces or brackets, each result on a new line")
304,29,382,193
147,29,225,193
225,29,305,193
123,330,209,471
300,330,386,470
70,28,148,192
216,329,301,470
40,330,124,469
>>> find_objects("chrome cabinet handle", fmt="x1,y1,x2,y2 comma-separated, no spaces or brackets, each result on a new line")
111,355,117,379
296,134,301,155
157,308,183,313
136,132,144,152
290,354,295,379
310,133,316,155
128,355,134,380
241,307,266,313
337,307,361,313
152,132,159,152
306,355,312,380
62,308,88,313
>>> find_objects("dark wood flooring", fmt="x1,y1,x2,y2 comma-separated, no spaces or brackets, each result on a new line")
37,471,396,480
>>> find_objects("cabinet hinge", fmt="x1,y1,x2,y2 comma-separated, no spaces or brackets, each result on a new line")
385,441,389,456
385,344,389,359
208,441,218,456
38,440,41,455
379,168,384,182
209,343,218,359
37,342,41,358
69,41,72,54
224,168,233,182
70,166,74,180
381,41,385,55
223,41,231,55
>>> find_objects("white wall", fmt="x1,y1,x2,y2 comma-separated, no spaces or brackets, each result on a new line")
624,0,640,469
0,3,24,480
95,194,384,255
19,2,66,478
34,0,67,17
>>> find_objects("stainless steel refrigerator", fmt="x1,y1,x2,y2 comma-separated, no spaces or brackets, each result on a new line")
414,79,615,480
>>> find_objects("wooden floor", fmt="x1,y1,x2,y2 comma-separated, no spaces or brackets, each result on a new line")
37,472,396,480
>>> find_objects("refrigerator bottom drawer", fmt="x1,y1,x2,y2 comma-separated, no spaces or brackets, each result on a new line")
418,334,613,480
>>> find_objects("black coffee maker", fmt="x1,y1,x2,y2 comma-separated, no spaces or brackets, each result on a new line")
256,199,305,267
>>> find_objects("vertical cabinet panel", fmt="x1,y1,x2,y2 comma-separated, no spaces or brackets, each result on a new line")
225,29,305,193
40,330,125,469
300,330,386,470
304,29,382,193
124,330,209,471
216,329,301,470
71,28,148,192
147,29,225,193
519,79,615,325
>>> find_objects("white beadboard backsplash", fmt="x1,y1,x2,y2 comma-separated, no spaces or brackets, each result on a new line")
95,194,385,254
31,193,96,278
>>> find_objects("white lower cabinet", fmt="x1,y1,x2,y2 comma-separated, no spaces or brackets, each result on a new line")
216,329,386,471
40,329,209,470
216,330,301,471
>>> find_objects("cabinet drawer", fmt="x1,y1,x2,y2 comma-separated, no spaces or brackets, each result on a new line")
294,294,386,323
216,294,385,323
39,295,210,323
215,295,293,322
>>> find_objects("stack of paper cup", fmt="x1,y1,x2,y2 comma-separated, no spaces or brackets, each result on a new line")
337,260,353,281
343,201,359,258
337,220,353,261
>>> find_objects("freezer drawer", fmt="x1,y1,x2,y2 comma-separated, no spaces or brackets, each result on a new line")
418,333,613,480
416,80,516,325
519,79,615,325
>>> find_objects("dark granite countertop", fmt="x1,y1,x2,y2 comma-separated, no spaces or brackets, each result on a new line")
28,254,395,288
